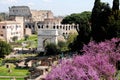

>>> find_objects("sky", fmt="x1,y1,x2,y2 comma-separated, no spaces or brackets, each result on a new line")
0,0,113,16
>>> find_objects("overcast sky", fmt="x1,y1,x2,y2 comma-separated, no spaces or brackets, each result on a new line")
0,0,113,16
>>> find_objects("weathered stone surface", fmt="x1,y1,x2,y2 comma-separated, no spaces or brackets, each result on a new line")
37,29,58,51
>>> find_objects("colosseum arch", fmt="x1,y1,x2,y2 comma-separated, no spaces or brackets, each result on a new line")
37,29,58,52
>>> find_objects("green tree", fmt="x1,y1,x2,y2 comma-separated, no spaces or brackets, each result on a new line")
12,36,18,42
91,0,103,42
107,0,120,38
107,12,120,38
24,34,29,41
112,0,119,21
112,0,119,11
0,40,12,58
67,33,77,45
61,13,81,24
91,0,112,42
91,0,101,24
91,0,120,41
45,43,61,56
62,11,91,24
69,21,91,52
62,11,91,52
58,41,68,51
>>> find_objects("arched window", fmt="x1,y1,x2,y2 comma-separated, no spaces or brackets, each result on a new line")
66,26,67,30
38,25,40,28
41,25,43,29
46,25,49,28
57,25,59,29
63,26,65,29
29,25,31,28
53,26,55,29
74,26,76,29
69,26,70,30
60,26,62,29
63,33,65,36
71,26,73,29
25,25,27,28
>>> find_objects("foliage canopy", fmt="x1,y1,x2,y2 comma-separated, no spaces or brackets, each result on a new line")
0,40,12,58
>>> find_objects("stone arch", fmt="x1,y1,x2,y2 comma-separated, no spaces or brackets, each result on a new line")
43,38,50,49
37,29,58,52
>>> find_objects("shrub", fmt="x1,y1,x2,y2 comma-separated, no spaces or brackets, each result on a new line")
82,38,120,67
46,54,117,80
45,38,120,80
0,40,12,58
45,43,61,56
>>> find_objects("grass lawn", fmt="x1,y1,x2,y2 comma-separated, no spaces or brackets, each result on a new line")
0,78,24,80
0,64,29,76
16,35,38,48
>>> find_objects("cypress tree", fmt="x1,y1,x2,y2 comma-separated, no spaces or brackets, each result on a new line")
91,0,111,42
91,0,102,42
112,0,119,11
91,0,101,24
107,0,120,38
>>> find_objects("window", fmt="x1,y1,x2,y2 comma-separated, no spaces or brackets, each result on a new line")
29,25,31,28
33,25,34,28
60,26,62,29
25,25,27,28
38,25,40,28
57,26,59,29
69,26,70,30
41,25,43,28
0,34,3,36
71,26,73,29
46,25,49,28
66,26,67,30
63,26,65,29
2,26,5,29
63,33,65,36
53,26,55,29
74,26,76,29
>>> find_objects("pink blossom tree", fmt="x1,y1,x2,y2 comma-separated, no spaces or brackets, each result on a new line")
82,38,120,66
45,38,120,80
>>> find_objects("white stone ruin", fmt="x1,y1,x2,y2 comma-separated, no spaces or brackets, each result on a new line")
37,29,58,52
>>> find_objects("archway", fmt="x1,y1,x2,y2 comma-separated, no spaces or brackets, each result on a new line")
37,29,58,52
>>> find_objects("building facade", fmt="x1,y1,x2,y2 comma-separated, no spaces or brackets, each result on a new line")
31,10,54,22
43,16,63,25
37,23,78,37
9,6,32,22
0,21,22,42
